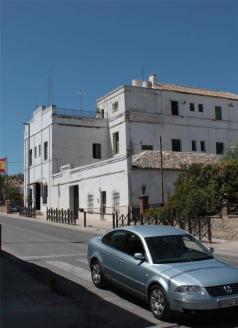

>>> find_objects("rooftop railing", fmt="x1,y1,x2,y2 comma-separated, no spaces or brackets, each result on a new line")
56,107,99,118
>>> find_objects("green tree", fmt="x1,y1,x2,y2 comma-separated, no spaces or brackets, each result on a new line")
223,143,238,160
0,175,6,203
147,160,238,220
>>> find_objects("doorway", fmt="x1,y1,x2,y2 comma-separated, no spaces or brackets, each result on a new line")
100,191,106,218
35,183,41,210
69,185,79,218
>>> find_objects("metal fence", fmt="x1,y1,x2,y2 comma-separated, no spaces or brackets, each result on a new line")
113,212,212,242
56,108,97,118
46,208,77,225
19,207,36,218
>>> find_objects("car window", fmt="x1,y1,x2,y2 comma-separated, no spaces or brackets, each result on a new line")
102,230,127,252
125,233,145,256
146,234,213,264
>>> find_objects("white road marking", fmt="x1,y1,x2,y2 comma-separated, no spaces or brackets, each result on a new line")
75,258,88,264
19,253,87,261
46,260,91,281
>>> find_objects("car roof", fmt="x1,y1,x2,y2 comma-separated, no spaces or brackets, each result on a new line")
116,225,186,238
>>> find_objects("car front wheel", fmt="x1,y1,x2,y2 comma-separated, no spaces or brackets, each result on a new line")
149,285,170,320
90,259,105,288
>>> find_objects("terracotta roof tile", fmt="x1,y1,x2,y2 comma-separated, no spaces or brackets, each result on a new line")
132,151,220,170
153,83,238,101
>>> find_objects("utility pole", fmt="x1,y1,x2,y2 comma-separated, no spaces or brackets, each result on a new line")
160,136,164,206
23,123,30,206
77,89,84,114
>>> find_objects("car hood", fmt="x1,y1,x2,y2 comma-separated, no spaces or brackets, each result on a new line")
153,259,238,286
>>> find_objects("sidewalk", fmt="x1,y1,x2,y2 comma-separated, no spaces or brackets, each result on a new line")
1,211,113,235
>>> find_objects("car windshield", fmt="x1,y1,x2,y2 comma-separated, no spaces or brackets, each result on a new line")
145,234,213,264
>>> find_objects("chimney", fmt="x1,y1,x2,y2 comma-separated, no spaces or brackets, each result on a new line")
148,74,157,85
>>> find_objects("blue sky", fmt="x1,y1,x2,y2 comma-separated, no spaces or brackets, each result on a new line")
1,0,237,174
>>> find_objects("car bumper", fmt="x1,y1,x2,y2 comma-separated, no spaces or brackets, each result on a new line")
172,294,238,312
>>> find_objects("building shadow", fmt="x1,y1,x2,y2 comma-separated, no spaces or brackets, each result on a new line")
0,250,154,328
1,249,238,328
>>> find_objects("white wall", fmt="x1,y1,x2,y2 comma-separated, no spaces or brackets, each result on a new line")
52,156,130,218
123,86,238,155
52,116,110,171
130,169,179,207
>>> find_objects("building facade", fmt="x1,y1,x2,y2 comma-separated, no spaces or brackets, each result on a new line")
24,75,238,218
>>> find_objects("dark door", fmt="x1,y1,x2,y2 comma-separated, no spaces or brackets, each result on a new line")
100,191,106,218
73,185,79,218
35,183,41,210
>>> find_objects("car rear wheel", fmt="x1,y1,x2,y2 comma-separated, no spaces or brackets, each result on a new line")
91,259,105,288
149,285,170,320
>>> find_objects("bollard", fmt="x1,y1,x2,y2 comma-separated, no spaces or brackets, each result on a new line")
112,213,115,229
84,211,87,227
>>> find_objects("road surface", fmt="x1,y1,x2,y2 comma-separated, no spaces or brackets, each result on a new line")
0,214,238,328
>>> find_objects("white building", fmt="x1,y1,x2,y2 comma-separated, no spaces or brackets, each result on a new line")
24,75,238,219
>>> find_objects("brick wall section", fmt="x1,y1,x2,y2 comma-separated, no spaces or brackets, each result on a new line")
211,217,238,240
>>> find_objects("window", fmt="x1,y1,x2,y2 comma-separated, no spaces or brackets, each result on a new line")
39,145,41,157
125,233,145,256
198,104,204,112
215,106,222,120
112,192,120,214
34,146,37,158
190,103,195,112
172,139,181,152
44,141,48,161
141,145,153,151
171,101,179,116
102,230,127,252
113,132,119,154
192,140,197,151
101,109,104,118
93,143,101,159
216,142,224,154
87,194,94,213
29,149,32,166
42,184,48,204
200,141,206,152
112,101,119,112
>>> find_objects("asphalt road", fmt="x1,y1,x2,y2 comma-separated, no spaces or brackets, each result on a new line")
1,214,238,328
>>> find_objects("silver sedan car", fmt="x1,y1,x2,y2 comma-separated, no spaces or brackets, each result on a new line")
88,225,238,320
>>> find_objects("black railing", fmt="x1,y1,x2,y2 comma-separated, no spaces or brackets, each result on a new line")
19,207,36,218
228,204,238,216
113,212,211,242
46,208,77,225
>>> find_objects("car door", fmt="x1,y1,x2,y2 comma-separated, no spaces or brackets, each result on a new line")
117,232,149,297
100,230,128,281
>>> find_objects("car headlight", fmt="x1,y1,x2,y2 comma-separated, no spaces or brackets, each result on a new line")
175,285,205,295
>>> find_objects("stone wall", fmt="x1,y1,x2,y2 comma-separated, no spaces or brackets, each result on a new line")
211,217,238,241
0,206,6,213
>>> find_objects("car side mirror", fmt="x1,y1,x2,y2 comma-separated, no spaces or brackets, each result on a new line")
207,247,214,254
134,253,145,261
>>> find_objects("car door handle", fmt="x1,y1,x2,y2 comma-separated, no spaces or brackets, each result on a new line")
119,258,124,264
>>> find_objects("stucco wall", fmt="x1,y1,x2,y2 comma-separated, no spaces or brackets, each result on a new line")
52,156,130,218
130,169,179,207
